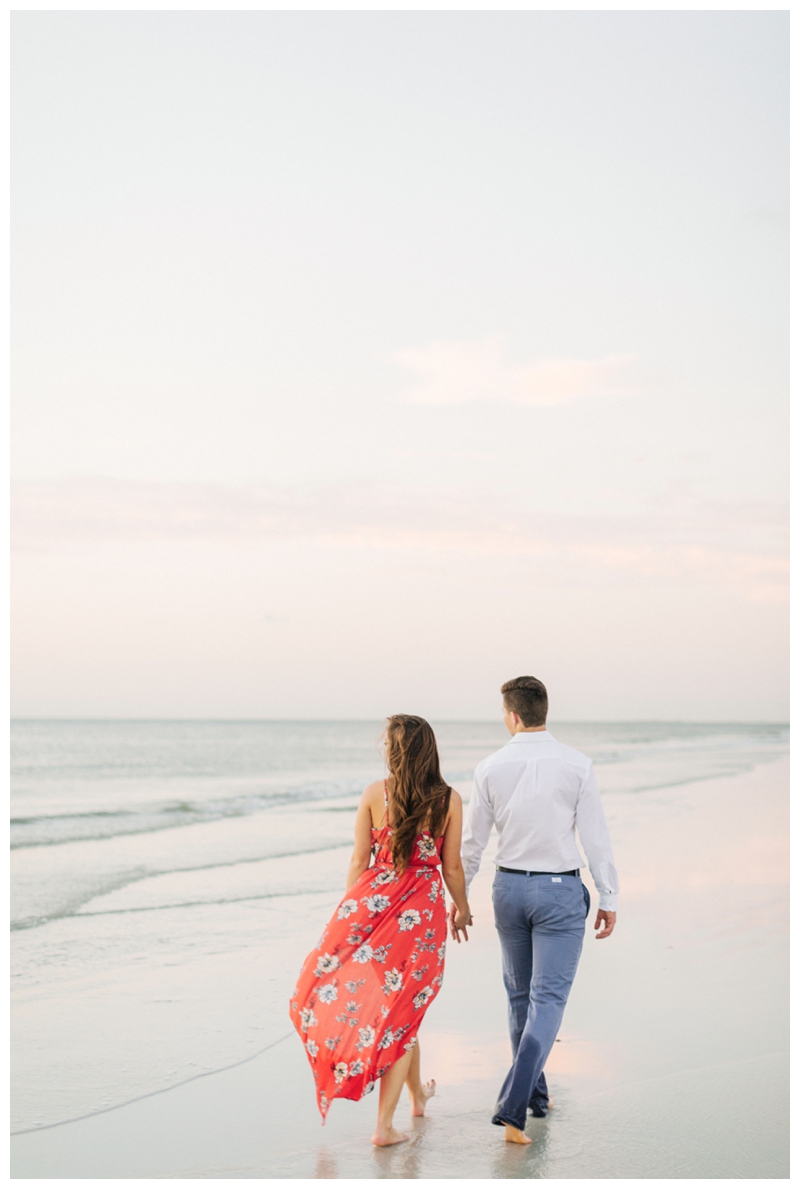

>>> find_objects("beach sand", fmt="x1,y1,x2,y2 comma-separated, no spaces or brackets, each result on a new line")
11,755,788,1178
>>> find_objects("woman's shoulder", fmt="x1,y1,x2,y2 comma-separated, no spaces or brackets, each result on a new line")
362,779,386,828
446,786,462,809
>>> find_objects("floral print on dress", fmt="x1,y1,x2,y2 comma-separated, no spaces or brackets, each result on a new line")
383,968,403,994
356,1025,376,1050
299,1007,317,1032
288,803,448,1120
315,953,340,977
363,894,391,916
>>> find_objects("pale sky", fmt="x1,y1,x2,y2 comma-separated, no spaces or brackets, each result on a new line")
11,11,788,720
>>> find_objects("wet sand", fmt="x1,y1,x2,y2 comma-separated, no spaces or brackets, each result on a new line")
11,756,788,1178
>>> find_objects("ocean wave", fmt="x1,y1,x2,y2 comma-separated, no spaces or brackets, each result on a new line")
11,841,354,932
10,721,788,850
10,780,365,849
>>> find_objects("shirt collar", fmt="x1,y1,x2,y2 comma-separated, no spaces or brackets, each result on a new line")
508,729,552,743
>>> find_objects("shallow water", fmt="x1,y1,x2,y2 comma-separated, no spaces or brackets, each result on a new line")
10,719,789,1166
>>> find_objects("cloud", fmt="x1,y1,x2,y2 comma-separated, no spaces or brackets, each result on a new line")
396,336,640,406
11,479,787,602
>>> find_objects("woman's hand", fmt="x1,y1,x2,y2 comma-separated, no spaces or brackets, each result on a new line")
448,901,473,943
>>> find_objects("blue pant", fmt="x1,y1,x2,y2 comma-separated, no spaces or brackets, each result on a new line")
491,870,590,1130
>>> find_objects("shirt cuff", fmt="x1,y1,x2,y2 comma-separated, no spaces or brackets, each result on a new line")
598,894,617,912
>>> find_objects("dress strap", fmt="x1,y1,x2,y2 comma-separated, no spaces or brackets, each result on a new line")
383,779,390,826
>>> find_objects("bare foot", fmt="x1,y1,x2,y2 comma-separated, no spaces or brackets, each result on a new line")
408,1078,436,1116
504,1124,532,1145
372,1126,409,1147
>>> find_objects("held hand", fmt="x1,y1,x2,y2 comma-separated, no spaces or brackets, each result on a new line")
448,900,473,943
594,910,616,939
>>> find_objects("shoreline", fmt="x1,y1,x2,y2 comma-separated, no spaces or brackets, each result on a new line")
12,755,789,1178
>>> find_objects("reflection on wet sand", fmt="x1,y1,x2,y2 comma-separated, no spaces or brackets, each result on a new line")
314,1146,338,1179
543,1034,615,1082
490,1117,550,1179
308,1110,555,1181
370,1116,429,1179
415,1031,510,1086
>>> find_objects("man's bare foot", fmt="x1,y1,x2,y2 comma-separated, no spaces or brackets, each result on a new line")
504,1124,532,1145
408,1078,436,1116
372,1126,409,1147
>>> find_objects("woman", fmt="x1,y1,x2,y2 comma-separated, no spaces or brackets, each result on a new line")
289,714,472,1147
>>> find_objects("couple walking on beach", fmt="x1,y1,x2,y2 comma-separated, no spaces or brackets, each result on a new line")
289,675,619,1146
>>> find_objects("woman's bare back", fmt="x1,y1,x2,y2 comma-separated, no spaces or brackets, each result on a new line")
365,777,454,837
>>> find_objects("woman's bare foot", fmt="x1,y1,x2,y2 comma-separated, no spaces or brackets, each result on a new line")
504,1124,532,1145
408,1078,436,1116
372,1126,409,1147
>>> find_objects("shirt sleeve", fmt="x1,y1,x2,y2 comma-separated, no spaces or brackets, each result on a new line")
461,763,495,895
575,762,619,912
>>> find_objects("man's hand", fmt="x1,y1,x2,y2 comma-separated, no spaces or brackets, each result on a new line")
594,910,616,939
448,900,474,943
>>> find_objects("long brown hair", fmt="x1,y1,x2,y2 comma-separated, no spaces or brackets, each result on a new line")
384,714,451,874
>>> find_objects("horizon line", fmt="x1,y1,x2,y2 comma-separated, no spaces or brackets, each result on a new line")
9,716,789,726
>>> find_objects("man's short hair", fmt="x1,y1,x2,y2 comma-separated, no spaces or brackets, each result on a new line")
501,675,548,727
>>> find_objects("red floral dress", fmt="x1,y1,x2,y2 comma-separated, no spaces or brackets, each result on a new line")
289,783,448,1119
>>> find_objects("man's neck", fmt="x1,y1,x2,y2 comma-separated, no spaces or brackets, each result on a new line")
513,724,547,735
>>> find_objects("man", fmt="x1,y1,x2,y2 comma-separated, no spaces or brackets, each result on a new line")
449,675,618,1145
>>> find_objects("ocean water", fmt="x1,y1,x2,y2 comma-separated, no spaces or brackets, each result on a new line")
11,718,788,857
10,719,789,1142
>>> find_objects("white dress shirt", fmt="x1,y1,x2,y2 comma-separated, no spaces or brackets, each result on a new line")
462,729,619,912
